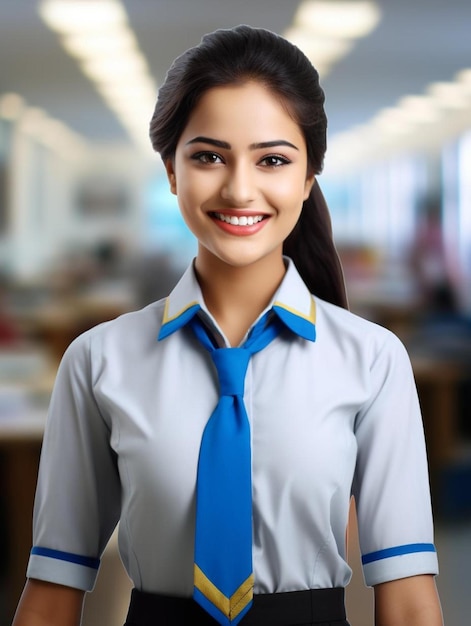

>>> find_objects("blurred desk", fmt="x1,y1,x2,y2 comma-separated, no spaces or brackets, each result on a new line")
0,411,46,622
412,356,469,473
16,283,136,362
0,414,134,626
347,274,421,338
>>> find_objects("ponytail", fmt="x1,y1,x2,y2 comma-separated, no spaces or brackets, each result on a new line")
283,180,348,309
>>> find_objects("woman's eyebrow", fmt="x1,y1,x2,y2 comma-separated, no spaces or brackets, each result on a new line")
250,140,299,151
185,136,299,151
186,136,230,149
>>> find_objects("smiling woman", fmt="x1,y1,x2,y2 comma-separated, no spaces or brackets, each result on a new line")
164,81,314,299
13,25,442,626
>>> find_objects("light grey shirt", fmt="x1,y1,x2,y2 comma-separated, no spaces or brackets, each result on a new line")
27,258,438,594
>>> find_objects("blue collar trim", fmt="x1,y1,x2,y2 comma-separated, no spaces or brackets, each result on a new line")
158,301,201,340
157,258,317,343
273,300,316,342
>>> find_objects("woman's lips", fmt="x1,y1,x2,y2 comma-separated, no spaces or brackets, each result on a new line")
213,212,265,226
210,211,269,235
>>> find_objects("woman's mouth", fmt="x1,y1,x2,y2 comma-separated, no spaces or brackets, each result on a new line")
212,212,266,226
209,211,269,236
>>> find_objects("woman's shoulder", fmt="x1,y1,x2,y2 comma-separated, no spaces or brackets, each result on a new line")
63,297,168,359
313,295,406,354
313,297,415,385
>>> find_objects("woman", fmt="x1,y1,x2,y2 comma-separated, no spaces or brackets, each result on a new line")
13,25,442,626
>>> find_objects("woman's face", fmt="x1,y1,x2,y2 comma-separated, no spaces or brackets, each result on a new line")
165,81,314,273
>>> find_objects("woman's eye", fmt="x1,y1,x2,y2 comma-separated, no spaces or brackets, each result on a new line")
192,152,223,164
260,155,290,167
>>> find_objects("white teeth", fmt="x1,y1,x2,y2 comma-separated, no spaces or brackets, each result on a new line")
214,213,264,226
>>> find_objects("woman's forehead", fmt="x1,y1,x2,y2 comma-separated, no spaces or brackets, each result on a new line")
179,81,305,145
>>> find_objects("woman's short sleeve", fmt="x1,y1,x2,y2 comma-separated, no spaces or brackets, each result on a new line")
26,328,121,591
352,330,439,587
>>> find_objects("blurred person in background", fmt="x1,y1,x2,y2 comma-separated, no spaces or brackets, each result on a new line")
409,196,457,314
0,274,21,346
13,26,442,626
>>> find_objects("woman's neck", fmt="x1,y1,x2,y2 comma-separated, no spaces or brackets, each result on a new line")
194,251,286,346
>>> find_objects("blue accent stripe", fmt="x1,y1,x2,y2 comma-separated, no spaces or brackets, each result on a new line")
31,546,100,570
158,303,201,340
362,543,436,565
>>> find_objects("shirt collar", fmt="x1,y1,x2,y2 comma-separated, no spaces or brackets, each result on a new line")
158,257,316,342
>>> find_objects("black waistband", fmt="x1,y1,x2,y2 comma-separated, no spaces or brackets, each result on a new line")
125,587,348,626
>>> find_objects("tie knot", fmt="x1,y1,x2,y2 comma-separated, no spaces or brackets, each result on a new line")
211,348,251,397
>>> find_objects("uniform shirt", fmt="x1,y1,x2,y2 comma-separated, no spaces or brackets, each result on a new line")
27,258,438,594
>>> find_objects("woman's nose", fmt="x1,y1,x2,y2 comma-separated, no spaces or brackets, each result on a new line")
220,162,256,205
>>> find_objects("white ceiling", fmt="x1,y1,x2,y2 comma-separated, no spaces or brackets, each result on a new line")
1,0,471,147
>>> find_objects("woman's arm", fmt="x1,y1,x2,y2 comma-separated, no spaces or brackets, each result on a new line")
374,575,443,626
12,579,85,626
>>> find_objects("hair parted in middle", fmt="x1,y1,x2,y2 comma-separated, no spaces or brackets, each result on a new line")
150,25,348,309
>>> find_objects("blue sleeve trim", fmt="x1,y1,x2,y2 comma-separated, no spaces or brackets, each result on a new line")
362,543,436,565
31,546,100,570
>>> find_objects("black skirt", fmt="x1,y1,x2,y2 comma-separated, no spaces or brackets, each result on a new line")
124,587,350,626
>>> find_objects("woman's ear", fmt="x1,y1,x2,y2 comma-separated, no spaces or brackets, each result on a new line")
304,173,316,201
165,159,177,195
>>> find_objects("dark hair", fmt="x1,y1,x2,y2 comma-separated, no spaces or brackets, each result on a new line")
150,25,348,308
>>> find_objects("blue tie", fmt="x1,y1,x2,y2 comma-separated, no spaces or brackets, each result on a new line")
190,311,282,625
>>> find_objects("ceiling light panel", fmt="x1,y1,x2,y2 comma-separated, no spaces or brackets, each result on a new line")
285,0,381,77
61,30,138,59
39,0,157,152
284,26,353,70
0,93,25,121
39,0,126,33
428,82,471,110
294,0,381,39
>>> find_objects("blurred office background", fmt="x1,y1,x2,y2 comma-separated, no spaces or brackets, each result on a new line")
0,0,470,624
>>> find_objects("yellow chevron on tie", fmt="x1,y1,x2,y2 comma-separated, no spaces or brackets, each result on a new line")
194,564,254,621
